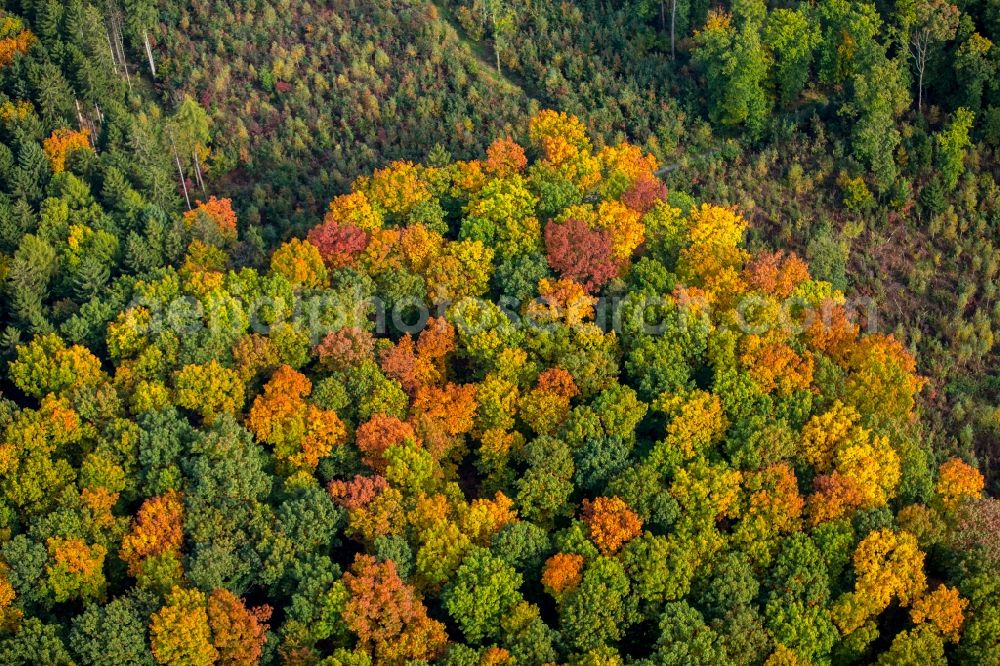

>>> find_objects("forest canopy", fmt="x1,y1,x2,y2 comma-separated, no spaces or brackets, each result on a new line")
142,0,1000,486
1,97,997,663
0,0,999,664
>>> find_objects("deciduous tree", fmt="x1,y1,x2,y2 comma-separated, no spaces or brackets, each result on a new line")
341,554,448,664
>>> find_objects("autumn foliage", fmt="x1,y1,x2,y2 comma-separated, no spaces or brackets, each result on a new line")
306,219,370,268
42,128,91,173
0,18,34,69
119,490,185,577
581,497,643,555
248,365,346,471
544,217,619,292
269,238,328,288
206,589,271,666
934,457,985,512
355,414,418,473
0,108,988,665
341,555,447,664
485,136,528,176
183,196,239,241
150,587,218,666
542,553,585,597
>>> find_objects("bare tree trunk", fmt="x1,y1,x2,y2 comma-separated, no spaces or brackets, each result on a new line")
492,13,501,74
168,128,191,210
118,23,132,92
918,65,924,112
916,38,926,113
193,149,206,192
105,28,119,75
75,99,85,132
108,14,132,92
74,100,97,148
143,30,157,78
122,60,132,91
671,0,677,60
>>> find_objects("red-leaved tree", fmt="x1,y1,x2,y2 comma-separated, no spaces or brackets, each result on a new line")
342,554,447,664
544,218,619,292
306,220,369,268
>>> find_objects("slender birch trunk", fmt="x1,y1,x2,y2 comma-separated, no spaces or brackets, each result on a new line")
168,128,191,210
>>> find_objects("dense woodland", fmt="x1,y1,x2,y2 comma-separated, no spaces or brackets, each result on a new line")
140,0,1000,485
0,0,999,663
